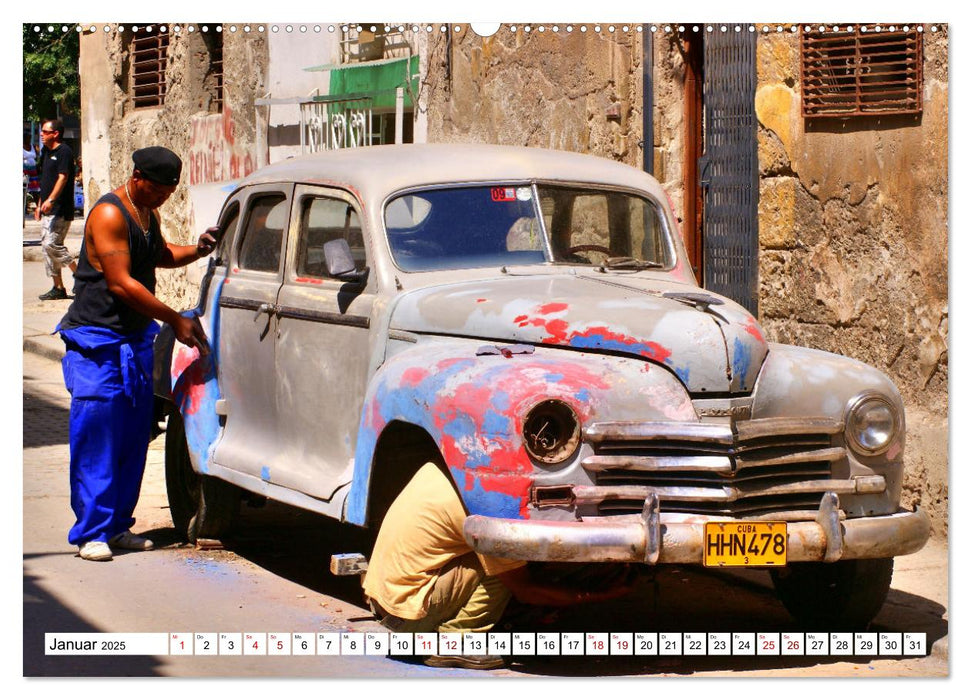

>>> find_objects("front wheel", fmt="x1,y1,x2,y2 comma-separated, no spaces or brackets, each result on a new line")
770,557,894,629
164,408,240,543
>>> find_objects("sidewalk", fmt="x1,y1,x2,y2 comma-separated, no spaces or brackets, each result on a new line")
23,216,84,362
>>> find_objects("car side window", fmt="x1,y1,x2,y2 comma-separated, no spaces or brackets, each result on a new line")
296,196,365,278
237,193,288,273
216,201,239,262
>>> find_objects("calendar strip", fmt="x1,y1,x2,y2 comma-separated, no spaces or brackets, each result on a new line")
44,631,928,657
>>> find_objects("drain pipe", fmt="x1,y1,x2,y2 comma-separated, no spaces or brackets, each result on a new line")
642,25,654,175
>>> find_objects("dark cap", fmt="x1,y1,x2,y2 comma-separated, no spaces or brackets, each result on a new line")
132,146,182,185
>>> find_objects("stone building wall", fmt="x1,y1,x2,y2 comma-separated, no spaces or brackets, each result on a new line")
421,26,642,166
754,28,949,532
650,33,690,238
80,28,268,310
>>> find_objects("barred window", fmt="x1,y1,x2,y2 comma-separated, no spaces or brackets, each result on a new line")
801,27,923,117
130,27,170,108
201,30,224,112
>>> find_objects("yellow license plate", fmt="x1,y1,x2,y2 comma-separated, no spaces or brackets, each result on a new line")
703,521,787,567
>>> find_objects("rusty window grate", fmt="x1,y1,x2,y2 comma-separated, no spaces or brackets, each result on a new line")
801,27,923,117
131,29,170,108
203,30,224,112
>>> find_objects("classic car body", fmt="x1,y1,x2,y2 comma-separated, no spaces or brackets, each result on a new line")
156,143,929,626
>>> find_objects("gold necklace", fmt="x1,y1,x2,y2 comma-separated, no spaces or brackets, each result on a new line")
124,182,150,234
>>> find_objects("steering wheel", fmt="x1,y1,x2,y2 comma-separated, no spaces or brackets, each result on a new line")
567,244,612,256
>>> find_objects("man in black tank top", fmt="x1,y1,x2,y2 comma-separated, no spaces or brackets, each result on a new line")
57,147,217,562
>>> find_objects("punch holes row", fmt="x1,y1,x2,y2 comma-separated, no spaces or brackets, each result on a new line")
31,24,944,36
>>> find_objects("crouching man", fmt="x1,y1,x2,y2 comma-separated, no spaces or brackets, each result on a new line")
364,462,632,670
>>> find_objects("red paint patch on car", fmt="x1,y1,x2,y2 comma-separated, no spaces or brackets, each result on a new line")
477,473,534,518
171,345,207,416
743,317,765,343
172,344,199,378
538,302,568,314
401,367,431,386
521,316,570,342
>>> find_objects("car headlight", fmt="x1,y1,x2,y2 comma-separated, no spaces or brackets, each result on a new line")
522,399,581,466
846,394,899,455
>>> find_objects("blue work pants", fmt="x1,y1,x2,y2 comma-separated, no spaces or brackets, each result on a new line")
60,326,156,545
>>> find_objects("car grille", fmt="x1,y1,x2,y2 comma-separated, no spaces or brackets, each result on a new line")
579,418,850,519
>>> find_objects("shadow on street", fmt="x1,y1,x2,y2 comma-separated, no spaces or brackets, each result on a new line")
23,564,165,677
23,380,70,449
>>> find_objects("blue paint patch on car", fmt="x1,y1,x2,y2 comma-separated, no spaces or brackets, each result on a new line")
482,409,512,436
453,469,523,519
261,466,271,481
673,365,690,385
732,336,752,385
174,275,228,472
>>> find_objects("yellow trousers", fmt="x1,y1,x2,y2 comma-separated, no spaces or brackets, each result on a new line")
371,553,513,634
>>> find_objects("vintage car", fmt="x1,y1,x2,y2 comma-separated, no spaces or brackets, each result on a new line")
155,143,930,628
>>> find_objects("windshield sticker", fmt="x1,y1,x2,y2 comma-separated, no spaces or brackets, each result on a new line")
491,187,517,202
516,187,533,201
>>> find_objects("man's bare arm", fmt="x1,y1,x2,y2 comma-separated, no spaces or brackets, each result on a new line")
88,204,209,352
156,217,217,268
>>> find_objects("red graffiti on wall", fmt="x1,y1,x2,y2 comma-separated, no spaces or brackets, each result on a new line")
186,106,256,186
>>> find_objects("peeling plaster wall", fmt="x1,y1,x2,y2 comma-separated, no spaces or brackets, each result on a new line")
80,29,268,310
755,29,949,533
422,27,642,167
650,34,689,233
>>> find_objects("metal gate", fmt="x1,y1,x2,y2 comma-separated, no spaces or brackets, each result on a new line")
701,27,760,316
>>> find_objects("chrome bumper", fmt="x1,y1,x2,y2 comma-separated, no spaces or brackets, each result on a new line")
463,492,931,564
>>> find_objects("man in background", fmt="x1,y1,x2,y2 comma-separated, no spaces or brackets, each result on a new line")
36,118,77,300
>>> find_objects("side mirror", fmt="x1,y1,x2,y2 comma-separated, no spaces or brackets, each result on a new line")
323,238,369,283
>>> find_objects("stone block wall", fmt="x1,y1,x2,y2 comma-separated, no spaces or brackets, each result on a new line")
755,28,949,533
422,26,642,167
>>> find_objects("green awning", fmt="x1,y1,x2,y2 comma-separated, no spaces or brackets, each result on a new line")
305,55,419,110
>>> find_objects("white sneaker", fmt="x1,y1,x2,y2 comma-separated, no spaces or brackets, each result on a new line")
79,541,113,561
108,530,155,551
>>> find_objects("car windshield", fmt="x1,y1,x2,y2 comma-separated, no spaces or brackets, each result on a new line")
385,184,674,272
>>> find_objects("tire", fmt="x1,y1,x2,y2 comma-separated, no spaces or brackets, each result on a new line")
770,557,894,630
165,409,240,543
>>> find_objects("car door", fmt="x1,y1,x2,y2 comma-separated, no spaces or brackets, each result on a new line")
211,184,293,480
270,185,376,501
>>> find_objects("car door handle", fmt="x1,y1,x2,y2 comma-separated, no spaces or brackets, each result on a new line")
254,303,274,321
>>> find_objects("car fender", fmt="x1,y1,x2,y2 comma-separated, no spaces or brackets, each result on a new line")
346,339,698,525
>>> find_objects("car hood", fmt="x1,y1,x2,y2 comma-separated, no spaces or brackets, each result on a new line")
389,273,768,394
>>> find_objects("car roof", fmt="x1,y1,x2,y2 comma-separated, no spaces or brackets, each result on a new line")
236,143,669,204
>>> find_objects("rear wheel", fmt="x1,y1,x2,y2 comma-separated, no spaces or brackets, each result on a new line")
770,557,894,629
164,409,240,543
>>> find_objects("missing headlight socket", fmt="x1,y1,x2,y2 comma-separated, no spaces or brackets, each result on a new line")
522,399,582,465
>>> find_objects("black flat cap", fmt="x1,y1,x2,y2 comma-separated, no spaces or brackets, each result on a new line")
132,146,182,185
